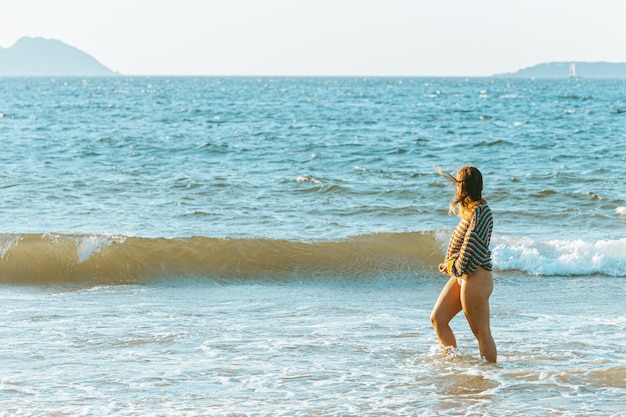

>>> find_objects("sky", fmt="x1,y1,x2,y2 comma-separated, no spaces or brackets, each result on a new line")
1,0,625,76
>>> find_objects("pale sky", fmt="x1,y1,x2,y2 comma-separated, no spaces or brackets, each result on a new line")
1,0,625,76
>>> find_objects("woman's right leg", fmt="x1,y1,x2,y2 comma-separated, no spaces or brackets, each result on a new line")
431,275,462,348
460,269,497,362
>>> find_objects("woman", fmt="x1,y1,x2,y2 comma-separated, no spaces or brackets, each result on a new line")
431,165,497,362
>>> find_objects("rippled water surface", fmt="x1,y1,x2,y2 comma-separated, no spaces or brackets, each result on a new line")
1,77,624,241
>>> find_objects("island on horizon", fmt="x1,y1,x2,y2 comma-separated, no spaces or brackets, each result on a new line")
0,37,117,77
2,37,626,78
493,61,626,79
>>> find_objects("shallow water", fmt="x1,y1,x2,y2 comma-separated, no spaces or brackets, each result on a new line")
1,274,624,416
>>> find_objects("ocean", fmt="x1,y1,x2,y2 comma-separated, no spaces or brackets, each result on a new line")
0,76,624,416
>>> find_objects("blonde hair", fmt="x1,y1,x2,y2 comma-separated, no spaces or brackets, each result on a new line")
438,165,485,218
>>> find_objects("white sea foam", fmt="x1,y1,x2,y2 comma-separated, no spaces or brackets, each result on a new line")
616,206,626,216
76,235,125,263
0,234,20,259
492,236,626,276
296,175,322,184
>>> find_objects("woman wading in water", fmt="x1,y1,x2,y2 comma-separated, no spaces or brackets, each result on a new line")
431,166,497,362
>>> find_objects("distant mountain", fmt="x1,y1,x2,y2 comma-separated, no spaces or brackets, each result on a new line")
0,37,117,76
495,62,626,79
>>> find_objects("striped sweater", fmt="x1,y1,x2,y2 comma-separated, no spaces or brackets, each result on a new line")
440,203,493,277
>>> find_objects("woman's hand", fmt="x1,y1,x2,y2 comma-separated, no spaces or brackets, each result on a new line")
438,260,454,275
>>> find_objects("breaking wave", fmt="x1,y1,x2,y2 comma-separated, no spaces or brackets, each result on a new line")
0,232,440,285
0,232,624,285
492,236,626,277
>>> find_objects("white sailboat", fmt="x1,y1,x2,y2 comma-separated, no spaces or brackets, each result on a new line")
569,62,577,78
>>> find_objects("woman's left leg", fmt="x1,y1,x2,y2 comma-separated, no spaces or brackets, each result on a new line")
460,269,497,362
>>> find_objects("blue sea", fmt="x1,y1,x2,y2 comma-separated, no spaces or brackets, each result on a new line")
0,76,625,416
